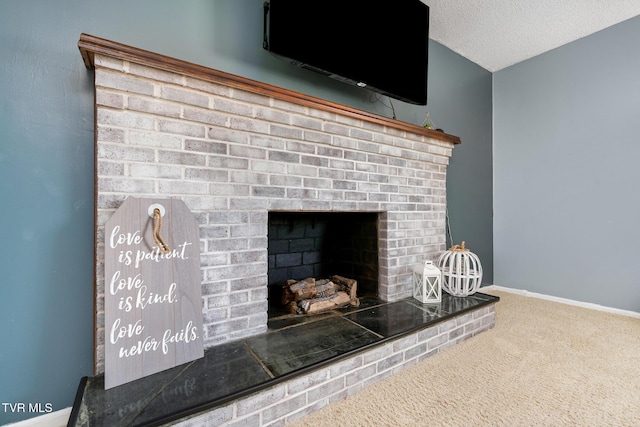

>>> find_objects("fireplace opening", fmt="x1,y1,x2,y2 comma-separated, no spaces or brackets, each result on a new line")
267,212,379,318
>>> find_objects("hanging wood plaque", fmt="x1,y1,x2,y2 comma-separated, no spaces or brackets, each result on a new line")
103,198,204,389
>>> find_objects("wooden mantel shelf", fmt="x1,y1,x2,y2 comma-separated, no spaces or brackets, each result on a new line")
77,33,461,145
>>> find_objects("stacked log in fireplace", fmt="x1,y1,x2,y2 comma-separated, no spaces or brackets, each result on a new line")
282,275,359,315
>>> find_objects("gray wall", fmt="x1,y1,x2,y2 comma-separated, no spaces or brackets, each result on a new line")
493,15,640,312
429,43,493,285
0,1,492,423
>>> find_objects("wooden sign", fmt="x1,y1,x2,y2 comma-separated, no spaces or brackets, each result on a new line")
104,198,204,389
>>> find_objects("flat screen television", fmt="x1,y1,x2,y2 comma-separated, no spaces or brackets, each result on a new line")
263,0,429,105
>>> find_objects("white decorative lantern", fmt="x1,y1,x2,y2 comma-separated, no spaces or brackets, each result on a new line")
412,260,442,303
437,241,483,297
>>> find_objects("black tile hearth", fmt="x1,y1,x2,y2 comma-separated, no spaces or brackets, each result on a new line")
245,315,382,377
72,341,272,426
344,300,444,338
68,292,498,427
131,341,273,426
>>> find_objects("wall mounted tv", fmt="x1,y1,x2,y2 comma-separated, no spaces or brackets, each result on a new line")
263,0,429,105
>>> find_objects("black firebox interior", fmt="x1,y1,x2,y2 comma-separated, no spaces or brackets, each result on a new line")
267,211,379,317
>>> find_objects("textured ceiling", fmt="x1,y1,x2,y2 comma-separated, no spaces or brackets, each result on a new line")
422,0,640,72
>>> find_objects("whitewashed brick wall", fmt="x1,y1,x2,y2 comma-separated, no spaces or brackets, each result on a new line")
93,54,454,372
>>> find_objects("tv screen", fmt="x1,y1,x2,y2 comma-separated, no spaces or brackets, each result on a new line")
263,0,429,105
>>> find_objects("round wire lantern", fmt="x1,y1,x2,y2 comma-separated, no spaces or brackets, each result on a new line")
437,241,483,297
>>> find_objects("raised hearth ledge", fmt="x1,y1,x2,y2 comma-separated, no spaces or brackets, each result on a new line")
77,33,461,146
68,294,498,426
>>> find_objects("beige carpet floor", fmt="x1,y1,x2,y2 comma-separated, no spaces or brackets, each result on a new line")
286,290,640,427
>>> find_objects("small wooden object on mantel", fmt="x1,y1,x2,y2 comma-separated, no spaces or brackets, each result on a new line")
103,197,204,389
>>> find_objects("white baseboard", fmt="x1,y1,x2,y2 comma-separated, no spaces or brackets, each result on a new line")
484,285,640,319
3,408,70,427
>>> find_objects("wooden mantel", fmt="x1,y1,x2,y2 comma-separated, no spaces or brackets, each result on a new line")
77,33,461,145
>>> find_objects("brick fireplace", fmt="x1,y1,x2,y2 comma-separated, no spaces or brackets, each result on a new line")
80,34,459,373
69,34,504,427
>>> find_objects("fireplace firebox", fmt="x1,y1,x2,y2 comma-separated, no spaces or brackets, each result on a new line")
267,211,379,317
